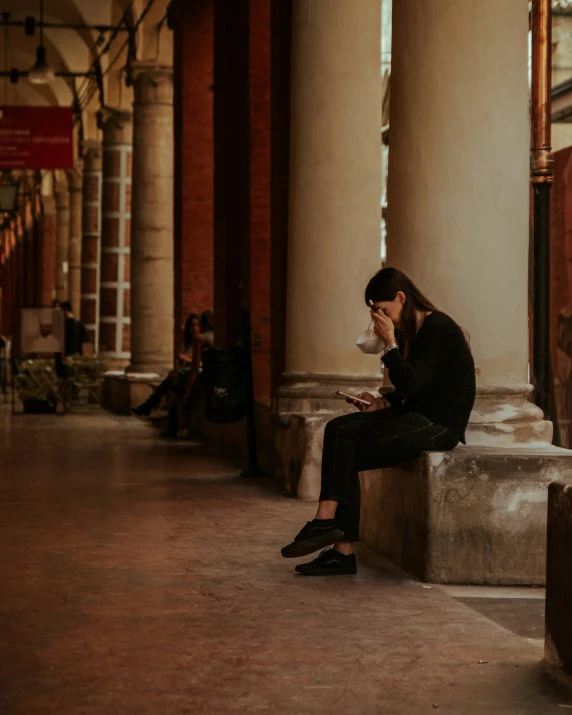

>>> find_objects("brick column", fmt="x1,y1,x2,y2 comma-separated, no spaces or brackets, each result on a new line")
128,63,174,375
80,140,103,346
171,0,215,344
67,169,83,317
54,180,70,301
97,109,133,367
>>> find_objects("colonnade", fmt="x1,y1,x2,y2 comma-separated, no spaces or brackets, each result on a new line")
0,0,552,446
0,64,175,379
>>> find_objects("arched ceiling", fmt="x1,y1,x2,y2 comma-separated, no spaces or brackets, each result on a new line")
0,0,172,125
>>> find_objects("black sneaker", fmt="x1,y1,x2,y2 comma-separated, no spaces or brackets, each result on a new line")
295,548,357,576
281,519,344,558
132,405,151,417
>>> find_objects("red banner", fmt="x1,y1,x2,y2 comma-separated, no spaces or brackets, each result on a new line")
0,106,73,169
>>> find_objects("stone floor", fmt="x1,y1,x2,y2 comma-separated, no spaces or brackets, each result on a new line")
0,403,571,714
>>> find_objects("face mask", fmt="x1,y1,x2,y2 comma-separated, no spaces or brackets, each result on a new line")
356,324,385,354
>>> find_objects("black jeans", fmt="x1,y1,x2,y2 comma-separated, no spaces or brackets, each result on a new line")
319,408,459,542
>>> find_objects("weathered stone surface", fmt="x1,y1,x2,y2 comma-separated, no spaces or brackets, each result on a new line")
545,481,572,680
102,372,156,415
360,446,572,586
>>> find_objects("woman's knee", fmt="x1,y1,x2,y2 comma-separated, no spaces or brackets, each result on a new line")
325,412,359,435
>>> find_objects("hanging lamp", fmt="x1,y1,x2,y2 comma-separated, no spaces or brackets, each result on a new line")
29,0,55,85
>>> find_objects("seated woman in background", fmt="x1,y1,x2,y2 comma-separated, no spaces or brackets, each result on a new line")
160,310,214,438
132,311,213,421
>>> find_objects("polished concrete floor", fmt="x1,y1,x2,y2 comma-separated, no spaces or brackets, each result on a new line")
0,404,571,714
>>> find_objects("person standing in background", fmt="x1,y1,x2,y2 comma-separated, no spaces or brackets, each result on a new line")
60,301,87,357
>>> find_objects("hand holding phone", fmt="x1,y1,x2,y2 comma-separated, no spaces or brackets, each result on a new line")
335,390,372,406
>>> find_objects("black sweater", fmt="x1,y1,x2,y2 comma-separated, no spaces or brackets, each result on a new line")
381,312,476,443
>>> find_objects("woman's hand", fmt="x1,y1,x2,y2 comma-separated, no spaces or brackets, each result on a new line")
349,392,391,413
371,308,396,345
178,352,192,363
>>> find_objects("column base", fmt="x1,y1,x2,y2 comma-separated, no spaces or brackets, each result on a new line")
102,371,160,415
360,445,572,585
465,383,553,445
269,372,384,499
126,362,171,379
275,371,383,413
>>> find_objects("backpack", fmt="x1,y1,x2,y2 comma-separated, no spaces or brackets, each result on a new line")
201,347,247,424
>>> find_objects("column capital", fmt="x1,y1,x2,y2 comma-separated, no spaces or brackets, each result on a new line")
81,138,102,159
129,62,173,106
54,181,69,209
97,107,133,146
81,139,103,174
42,195,57,216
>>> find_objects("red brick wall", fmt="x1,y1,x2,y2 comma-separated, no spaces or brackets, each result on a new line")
269,0,292,399
249,0,272,404
213,0,251,349
172,0,215,352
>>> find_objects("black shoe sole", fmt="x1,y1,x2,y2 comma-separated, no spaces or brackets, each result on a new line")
281,528,344,558
295,566,357,576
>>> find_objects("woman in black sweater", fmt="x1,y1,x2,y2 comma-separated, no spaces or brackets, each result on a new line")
281,268,476,575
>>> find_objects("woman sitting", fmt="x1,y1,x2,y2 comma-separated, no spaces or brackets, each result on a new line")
132,311,214,425
161,310,214,438
280,268,476,576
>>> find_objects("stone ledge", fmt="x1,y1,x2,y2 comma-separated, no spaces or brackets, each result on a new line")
102,372,159,415
360,445,572,586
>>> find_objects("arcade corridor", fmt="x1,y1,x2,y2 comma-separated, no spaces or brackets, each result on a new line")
0,406,568,714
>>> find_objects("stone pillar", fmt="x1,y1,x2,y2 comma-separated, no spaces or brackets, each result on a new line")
356,0,572,586
81,140,103,347
273,0,382,498
281,0,382,392
40,195,57,306
386,0,550,445
97,109,132,367
67,169,83,317
54,180,70,302
128,62,174,375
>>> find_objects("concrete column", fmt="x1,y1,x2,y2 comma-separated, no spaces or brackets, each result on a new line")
67,169,83,317
40,194,57,306
80,140,103,347
387,0,550,445
279,0,383,405
269,0,382,499
54,180,70,302
97,109,132,367
128,62,174,375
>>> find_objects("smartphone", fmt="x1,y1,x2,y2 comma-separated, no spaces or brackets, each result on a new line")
335,390,372,406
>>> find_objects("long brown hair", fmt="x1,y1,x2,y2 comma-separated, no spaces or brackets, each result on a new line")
364,268,439,357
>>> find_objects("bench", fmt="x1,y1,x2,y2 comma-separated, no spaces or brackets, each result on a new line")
359,445,572,586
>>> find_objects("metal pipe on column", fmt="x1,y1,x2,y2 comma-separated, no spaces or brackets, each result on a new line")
531,0,554,419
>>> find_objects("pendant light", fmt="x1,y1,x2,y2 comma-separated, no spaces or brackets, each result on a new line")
29,0,55,85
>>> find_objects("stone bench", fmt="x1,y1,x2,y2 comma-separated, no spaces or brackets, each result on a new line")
544,481,572,683
359,445,572,586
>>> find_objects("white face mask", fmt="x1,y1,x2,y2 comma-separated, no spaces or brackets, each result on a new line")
356,324,385,354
